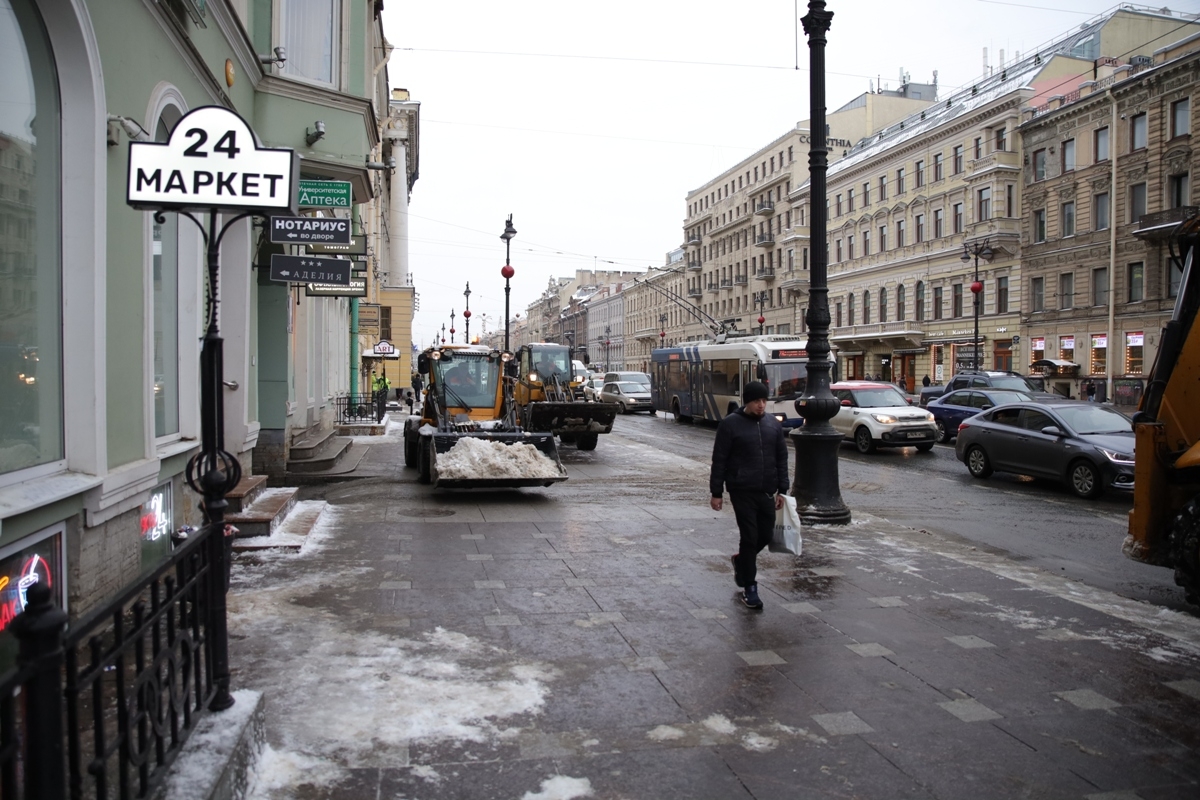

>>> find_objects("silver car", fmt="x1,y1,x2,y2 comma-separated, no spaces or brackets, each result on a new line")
599,381,654,414
583,376,607,402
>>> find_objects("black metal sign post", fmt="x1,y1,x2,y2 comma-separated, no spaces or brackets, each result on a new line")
127,106,300,712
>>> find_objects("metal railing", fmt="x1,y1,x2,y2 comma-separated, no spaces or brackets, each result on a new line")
1,521,229,800
336,392,387,424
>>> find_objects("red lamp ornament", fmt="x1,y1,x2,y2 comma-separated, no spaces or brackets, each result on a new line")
463,309,471,319
501,264,515,280
758,315,766,326
971,280,983,294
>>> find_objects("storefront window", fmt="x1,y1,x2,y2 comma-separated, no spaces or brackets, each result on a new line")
0,0,62,478
1060,336,1074,365
1125,331,1143,374
1031,337,1045,365
1090,334,1107,375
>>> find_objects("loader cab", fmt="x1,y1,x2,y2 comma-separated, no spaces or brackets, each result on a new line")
515,343,575,403
424,345,507,421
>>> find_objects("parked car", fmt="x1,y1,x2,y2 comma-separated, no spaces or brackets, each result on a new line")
599,381,655,413
954,399,1135,499
926,388,1034,443
583,376,607,401
831,381,937,453
604,371,651,390
919,370,1048,406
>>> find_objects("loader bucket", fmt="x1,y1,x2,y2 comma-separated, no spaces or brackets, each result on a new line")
430,431,568,489
525,402,619,436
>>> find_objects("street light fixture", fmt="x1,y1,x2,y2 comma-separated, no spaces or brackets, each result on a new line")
961,240,994,372
440,322,446,344
792,0,850,526
604,324,612,370
500,215,516,352
463,282,472,343
450,309,456,344
753,291,769,335
659,313,668,345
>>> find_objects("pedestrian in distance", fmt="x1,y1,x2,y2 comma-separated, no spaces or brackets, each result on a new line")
922,374,931,387
1086,381,1096,402
709,381,789,610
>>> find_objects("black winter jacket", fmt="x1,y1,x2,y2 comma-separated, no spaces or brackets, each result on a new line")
709,408,789,497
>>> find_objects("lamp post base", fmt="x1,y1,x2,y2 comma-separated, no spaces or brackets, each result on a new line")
790,426,851,525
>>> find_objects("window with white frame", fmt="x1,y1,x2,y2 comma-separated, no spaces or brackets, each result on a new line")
1094,192,1110,230
1171,98,1190,138
281,0,341,87
1061,201,1075,237
153,114,182,438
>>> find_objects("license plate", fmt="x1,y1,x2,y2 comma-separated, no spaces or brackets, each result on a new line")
906,431,926,439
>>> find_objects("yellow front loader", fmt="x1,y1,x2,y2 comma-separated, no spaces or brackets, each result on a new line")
1124,216,1200,605
403,344,567,489
512,343,618,451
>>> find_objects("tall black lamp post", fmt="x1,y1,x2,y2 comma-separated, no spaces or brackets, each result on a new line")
792,0,851,525
961,240,993,371
753,290,769,335
440,323,446,344
450,309,456,344
604,324,611,370
463,282,472,343
501,215,516,351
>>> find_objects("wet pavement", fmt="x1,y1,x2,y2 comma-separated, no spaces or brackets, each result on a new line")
229,417,1200,799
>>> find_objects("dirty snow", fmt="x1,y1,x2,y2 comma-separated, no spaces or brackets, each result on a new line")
162,689,261,800
436,437,563,480
522,776,594,800
647,725,686,741
741,731,778,751
246,744,344,800
702,714,737,735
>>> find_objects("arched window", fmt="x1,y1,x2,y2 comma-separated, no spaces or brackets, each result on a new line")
153,110,182,439
897,284,907,321
915,281,925,321
0,0,62,478
879,287,888,323
848,294,856,326
862,291,871,324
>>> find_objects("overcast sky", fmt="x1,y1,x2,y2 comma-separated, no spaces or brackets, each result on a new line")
382,0,1200,349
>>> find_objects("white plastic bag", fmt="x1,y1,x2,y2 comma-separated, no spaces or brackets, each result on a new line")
769,495,803,555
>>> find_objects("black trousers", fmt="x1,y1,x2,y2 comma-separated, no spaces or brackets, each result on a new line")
730,491,776,587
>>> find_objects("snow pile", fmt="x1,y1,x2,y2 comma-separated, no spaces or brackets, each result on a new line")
436,437,562,480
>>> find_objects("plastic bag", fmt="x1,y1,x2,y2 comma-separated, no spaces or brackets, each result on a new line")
769,495,803,555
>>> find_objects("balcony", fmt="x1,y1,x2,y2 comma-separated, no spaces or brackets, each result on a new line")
720,277,733,288
687,259,702,271
707,281,720,292
756,267,775,280
755,233,775,248
1135,206,1200,241
686,234,701,246
778,270,808,291
754,200,776,216
687,286,703,297
968,149,1020,175
734,274,748,285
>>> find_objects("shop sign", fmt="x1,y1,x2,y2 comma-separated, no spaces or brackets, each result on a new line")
1031,337,1045,349
1060,336,1075,349
0,531,61,636
269,216,351,245
1091,335,1108,348
140,483,173,544
375,340,396,355
127,106,298,213
358,304,380,327
1127,332,1144,346
269,254,351,285
306,278,366,297
297,179,352,209
307,235,367,256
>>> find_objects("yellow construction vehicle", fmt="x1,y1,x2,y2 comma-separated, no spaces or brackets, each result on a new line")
403,344,567,489
1124,215,1200,605
512,343,619,451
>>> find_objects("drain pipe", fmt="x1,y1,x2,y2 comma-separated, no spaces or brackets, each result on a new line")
1107,88,1118,402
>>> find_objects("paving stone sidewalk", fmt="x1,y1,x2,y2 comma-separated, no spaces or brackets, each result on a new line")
227,428,1200,800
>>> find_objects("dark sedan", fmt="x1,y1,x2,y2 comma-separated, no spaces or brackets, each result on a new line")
926,389,1033,443
954,400,1135,499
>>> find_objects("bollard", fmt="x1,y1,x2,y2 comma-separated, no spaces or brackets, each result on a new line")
10,582,69,800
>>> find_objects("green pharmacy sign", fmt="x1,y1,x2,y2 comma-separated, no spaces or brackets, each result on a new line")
297,180,352,209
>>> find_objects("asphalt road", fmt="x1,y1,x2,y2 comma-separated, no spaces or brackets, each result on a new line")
601,409,1195,615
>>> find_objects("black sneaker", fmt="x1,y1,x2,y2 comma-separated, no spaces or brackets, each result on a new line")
731,554,744,587
740,584,763,610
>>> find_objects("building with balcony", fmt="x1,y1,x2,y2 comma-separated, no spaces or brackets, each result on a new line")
792,5,1199,393
1018,26,1200,404
681,84,937,343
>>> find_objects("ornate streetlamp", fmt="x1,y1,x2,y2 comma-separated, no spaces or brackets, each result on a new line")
961,240,993,372
604,324,612,370
792,0,851,526
450,309,456,344
659,313,668,345
753,290,769,335
501,215,516,351
463,282,472,342
440,322,446,344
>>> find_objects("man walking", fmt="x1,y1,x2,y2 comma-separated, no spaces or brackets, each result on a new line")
709,381,789,610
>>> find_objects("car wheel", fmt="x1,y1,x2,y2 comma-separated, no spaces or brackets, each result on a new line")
403,431,418,467
966,445,993,478
619,402,628,414
1068,459,1103,499
854,427,876,454
935,420,951,444
672,399,686,423
916,443,934,452
417,437,432,484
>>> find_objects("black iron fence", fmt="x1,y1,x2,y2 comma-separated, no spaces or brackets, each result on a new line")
336,392,387,424
0,521,229,800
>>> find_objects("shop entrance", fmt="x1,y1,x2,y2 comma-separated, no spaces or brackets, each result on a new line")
845,355,864,380
993,340,1012,372
896,353,917,393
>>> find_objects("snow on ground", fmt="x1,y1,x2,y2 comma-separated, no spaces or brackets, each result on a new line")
436,437,563,480
163,689,261,800
521,775,594,800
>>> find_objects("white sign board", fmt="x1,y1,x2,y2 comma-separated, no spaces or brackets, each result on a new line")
127,106,299,213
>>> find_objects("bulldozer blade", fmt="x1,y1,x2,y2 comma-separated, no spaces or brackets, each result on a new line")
430,431,568,489
526,402,619,435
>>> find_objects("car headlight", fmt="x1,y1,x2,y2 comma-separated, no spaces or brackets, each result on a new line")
1098,447,1135,464
774,414,786,422
924,411,935,422
871,413,898,424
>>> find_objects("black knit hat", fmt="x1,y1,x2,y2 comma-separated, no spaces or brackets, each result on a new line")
742,381,769,403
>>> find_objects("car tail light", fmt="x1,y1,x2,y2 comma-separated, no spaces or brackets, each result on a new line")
958,422,970,433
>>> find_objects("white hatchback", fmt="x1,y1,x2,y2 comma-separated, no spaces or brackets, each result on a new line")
831,381,937,453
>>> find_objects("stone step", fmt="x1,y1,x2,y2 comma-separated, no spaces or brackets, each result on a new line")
290,429,336,461
284,442,371,485
225,487,298,539
225,474,269,514
286,436,352,473
232,500,327,552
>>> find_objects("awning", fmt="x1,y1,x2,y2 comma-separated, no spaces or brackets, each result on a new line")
1031,359,1079,369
